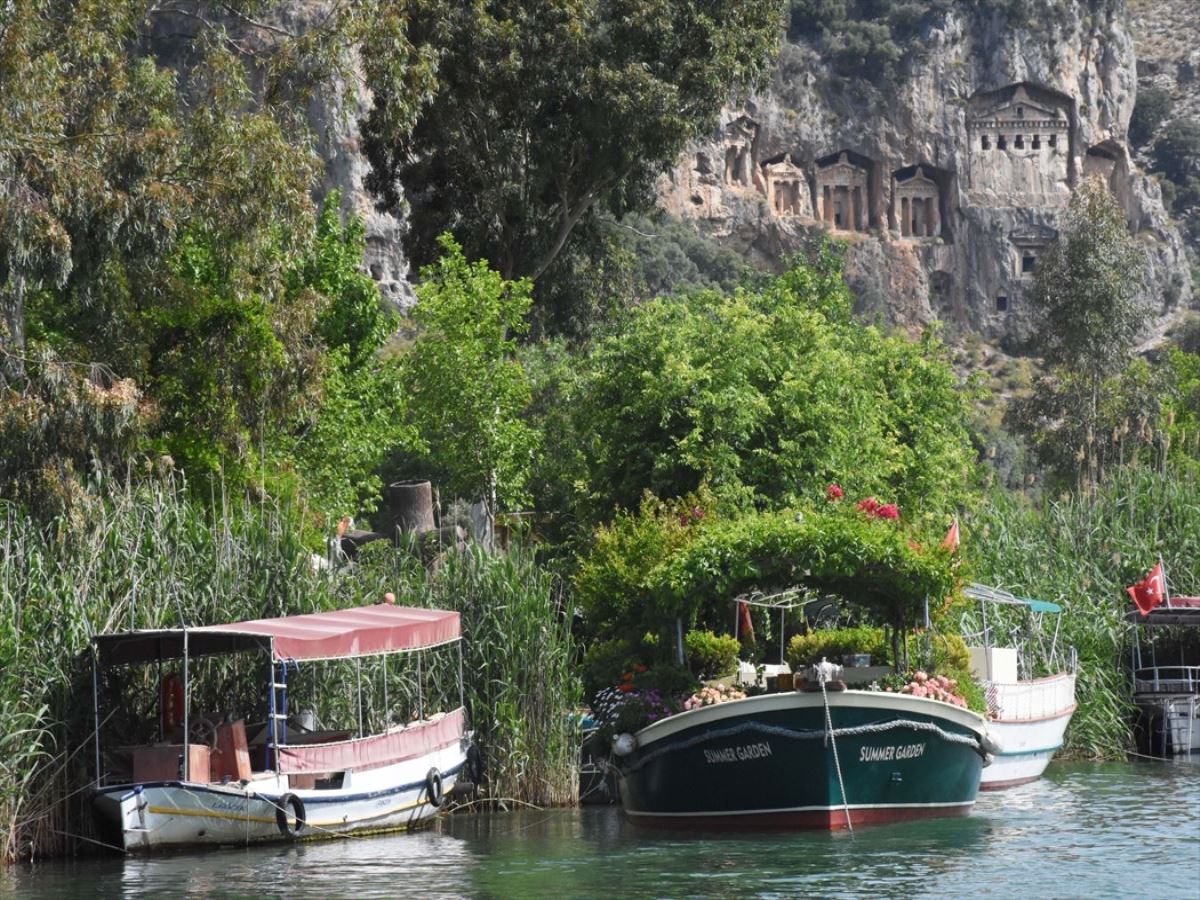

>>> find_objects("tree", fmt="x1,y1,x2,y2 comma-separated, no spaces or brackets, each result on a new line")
1129,85,1172,149
1,2,432,511
1008,178,1148,486
1152,118,1200,186
362,0,785,325
401,235,539,511
558,245,978,527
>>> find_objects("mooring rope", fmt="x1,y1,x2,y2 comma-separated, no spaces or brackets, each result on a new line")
619,709,981,774
820,676,853,834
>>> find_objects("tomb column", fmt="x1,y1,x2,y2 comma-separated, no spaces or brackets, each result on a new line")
823,186,833,226
927,197,939,237
901,197,910,237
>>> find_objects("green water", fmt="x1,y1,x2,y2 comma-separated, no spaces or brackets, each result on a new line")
5,762,1198,898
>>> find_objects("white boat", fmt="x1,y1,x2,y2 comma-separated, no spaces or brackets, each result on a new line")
1130,597,1200,757
963,584,1077,789
91,603,478,852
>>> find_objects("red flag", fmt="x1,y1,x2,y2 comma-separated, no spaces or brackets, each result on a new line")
940,518,960,553
737,601,755,642
1127,563,1165,616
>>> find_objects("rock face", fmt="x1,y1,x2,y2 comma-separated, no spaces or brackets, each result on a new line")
659,2,1193,345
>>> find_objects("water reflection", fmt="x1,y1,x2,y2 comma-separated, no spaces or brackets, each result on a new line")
7,762,1199,898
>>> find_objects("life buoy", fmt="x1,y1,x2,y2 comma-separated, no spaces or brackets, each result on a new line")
424,768,444,808
274,792,306,838
160,673,185,734
465,743,484,785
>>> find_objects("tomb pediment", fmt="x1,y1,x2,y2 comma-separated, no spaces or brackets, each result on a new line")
724,115,758,143
968,83,1071,128
1009,225,1058,247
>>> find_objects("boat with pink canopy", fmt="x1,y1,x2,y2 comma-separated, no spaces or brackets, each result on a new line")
91,602,478,852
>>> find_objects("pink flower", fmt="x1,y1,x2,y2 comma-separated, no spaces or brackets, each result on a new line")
857,497,880,515
876,503,900,520
915,671,928,683
827,483,844,501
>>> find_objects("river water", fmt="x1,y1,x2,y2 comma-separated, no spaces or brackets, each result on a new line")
5,761,1198,898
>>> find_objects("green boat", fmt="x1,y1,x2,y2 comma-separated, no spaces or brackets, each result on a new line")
614,666,992,830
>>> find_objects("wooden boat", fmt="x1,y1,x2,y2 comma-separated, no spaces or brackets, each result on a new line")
613,662,993,830
963,584,1077,789
1129,596,1200,757
90,603,477,852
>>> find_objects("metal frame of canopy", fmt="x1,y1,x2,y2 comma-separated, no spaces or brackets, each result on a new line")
961,582,1069,680
731,588,825,666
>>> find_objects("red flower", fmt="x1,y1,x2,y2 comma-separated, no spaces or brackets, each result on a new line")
633,663,648,673
876,503,900,520
826,483,844,501
857,497,879,515
618,683,634,693
621,672,634,682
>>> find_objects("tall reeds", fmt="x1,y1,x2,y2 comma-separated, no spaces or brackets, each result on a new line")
971,465,1200,758
0,480,579,863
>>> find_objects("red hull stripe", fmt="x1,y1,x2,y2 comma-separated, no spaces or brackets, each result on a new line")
625,803,973,830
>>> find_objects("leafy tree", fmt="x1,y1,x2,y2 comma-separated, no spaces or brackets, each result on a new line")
1,2,432,512
1009,179,1148,486
561,244,978,527
401,235,539,511
362,0,785,326
1152,118,1200,186
1129,85,1172,149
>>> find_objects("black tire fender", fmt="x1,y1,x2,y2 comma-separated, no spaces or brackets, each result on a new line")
275,792,306,838
425,767,444,808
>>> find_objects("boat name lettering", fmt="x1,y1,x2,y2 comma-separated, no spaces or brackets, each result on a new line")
859,742,926,762
702,742,773,764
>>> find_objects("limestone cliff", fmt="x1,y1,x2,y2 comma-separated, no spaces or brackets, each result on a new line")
659,1,1193,346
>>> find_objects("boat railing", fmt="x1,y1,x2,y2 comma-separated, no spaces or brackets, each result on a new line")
987,672,1076,721
1133,666,1200,695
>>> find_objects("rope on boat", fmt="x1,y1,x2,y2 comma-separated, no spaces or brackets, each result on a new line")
820,676,853,834
620,715,981,774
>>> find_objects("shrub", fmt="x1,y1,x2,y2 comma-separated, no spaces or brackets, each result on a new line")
684,630,741,679
1130,85,1172,148
787,625,890,668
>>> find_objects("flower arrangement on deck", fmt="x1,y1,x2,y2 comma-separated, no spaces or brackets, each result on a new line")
875,670,969,707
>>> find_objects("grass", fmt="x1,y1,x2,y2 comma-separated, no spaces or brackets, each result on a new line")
0,480,579,864
970,464,1200,758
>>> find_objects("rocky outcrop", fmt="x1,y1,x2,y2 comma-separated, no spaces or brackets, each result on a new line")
659,2,1193,345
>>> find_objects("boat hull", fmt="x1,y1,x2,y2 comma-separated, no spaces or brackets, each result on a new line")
615,690,986,830
94,739,467,852
979,673,1076,789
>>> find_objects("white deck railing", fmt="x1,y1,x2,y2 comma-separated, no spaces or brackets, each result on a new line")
987,672,1076,721
1134,666,1200,695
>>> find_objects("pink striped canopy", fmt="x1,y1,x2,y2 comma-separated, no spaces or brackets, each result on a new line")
198,604,461,661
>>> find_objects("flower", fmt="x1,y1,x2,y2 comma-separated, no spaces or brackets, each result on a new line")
633,663,648,673
857,497,879,514
826,483,844,501
876,503,900,520
618,683,634,693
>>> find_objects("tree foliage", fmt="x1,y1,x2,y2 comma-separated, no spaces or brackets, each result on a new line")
1,2,426,518
400,235,538,510
558,246,979,527
1008,179,1149,486
362,0,786,325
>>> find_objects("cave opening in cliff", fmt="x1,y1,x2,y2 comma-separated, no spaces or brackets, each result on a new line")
995,294,1009,312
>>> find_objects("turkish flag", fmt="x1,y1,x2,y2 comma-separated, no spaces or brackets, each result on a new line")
1127,563,1166,616
940,518,960,553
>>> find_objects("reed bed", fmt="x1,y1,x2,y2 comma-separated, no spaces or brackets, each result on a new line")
971,465,1200,758
0,481,579,864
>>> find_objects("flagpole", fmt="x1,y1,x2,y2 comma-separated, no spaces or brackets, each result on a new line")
1160,555,1172,609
